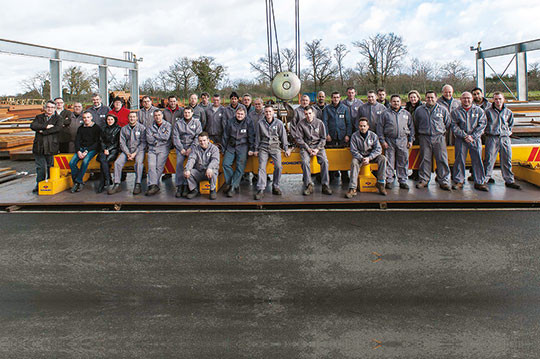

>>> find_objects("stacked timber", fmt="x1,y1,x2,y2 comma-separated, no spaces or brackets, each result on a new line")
0,135,34,160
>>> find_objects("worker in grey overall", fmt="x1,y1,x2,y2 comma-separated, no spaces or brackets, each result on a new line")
483,92,521,190
293,106,332,196
184,132,221,200
109,111,146,195
377,95,414,189
138,96,158,128
358,90,387,132
221,107,255,197
205,94,227,150
342,87,363,128
450,92,488,191
254,105,291,200
173,107,203,198
347,117,387,198
145,110,172,196
414,91,452,190
436,84,461,145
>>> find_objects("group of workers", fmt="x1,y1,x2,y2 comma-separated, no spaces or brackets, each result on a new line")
30,84,520,200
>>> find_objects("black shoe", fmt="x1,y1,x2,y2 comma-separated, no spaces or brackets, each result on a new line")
416,181,428,188
487,178,495,184
254,190,264,200
226,186,235,197
376,182,387,196
108,183,121,195
145,185,160,196
303,183,313,196
181,184,189,197
322,184,333,195
505,182,521,190
439,183,451,191
385,182,393,189
161,174,172,181
209,190,217,200
71,183,80,193
272,187,282,195
175,186,183,198
96,181,105,193
452,182,463,190
222,183,231,193
399,182,409,190
133,183,142,195
474,183,489,192
186,189,199,199
467,175,474,182
32,186,38,194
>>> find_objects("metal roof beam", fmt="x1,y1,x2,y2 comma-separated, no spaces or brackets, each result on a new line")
0,38,136,69
478,39,540,59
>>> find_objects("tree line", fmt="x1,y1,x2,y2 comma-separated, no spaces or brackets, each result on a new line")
12,32,540,102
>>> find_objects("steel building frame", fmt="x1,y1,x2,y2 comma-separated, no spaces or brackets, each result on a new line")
474,39,540,101
0,38,140,109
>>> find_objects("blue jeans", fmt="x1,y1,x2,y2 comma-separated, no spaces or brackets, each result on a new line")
69,150,97,184
222,147,248,188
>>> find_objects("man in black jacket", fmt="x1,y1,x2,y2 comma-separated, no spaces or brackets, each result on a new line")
69,111,101,192
30,101,62,193
54,97,72,153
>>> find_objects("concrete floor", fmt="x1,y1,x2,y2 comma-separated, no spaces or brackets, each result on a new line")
0,210,540,357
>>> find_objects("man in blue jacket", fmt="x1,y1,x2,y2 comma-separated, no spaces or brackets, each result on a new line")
323,91,352,183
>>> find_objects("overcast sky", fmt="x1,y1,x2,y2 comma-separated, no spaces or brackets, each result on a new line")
1,0,539,96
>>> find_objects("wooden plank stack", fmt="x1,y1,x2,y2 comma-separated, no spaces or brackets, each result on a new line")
0,135,34,160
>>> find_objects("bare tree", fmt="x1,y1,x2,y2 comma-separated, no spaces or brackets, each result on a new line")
353,32,407,87
250,52,283,83
304,39,336,91
166,57,195,99
439,60,473,82
62,66,92,99
410,58,436,93
20,71,50,98
333,44,349,88
281,48,297,73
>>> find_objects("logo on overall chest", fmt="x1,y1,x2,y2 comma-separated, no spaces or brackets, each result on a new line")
240,129,247,133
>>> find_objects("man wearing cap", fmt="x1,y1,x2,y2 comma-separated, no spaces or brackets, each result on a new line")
108,97,130,127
